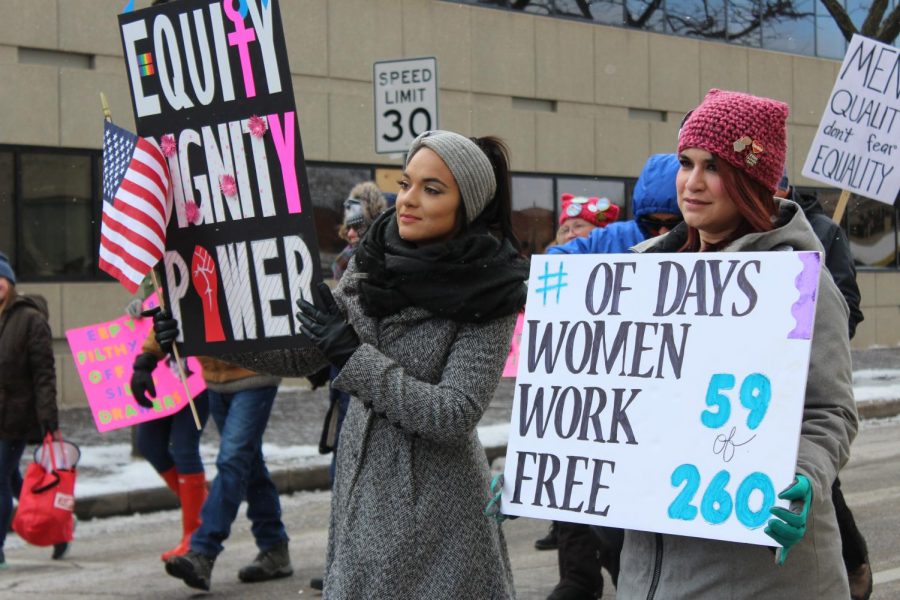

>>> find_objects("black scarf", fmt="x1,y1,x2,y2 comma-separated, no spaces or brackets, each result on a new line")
354,208,528,323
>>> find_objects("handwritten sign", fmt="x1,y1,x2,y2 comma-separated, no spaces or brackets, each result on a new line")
119,0,321,356
802,34,900,204
501,252,821,546
65,312,205,433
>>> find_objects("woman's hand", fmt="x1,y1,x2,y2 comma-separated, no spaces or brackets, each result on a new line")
143,307,180,355
765,474,812,565
296,283,360,369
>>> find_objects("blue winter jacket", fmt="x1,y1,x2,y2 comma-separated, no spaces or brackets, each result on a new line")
547,154,681,255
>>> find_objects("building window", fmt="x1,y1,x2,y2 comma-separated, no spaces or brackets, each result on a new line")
18,150,96,279
512,175,555,256
0,152,13,264
442,0,894,58
846,195,898,268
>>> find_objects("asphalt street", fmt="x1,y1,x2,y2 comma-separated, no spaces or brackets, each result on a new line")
1,416,898,599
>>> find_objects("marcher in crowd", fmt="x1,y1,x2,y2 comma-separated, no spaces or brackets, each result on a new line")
127,289,210,563
775,174,871,600
553,194,620,246
216,129,529,598
307,181,389,593
147,315,290,591
0,252,65,566
620,89,857,598
548,159,683,255
541,154,682,600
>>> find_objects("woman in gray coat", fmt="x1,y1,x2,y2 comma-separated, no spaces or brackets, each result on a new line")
222,130,529,598
619,89,857,599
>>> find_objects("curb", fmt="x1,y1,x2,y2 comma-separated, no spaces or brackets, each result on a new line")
73,402,899,521
74,444,508,521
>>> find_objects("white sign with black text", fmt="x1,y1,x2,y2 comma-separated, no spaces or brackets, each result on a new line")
802,34,900,204
373,57,438,154
501,252,822,546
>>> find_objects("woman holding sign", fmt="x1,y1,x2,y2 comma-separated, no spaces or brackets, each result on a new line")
158,130,529,598
620,89,858,598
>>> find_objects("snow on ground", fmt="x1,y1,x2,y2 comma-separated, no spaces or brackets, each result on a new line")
61,372,900,499
853,369,900,402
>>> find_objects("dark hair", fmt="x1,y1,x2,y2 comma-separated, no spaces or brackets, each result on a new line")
468,136,521,253
680,157,777,252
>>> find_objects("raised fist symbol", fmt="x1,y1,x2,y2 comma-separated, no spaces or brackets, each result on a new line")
191,245,226,342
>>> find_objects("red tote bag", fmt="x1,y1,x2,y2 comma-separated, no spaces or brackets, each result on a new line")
12,433,76,547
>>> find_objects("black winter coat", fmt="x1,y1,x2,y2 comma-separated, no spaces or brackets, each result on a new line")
0,294,58,442
794,191,865,339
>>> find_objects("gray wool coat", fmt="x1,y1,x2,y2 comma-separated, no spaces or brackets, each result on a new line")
620,199,858,599
228,257,518,599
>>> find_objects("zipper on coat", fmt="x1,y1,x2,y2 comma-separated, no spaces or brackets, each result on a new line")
647,533,663,600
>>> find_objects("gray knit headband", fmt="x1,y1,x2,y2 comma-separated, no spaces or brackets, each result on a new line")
406,130,496,223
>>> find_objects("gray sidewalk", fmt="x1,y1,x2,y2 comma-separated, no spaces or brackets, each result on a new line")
62,347,900,520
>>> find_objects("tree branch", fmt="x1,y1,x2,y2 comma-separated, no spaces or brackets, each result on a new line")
860,0,889,37
818,0,859,42
574,0,593,18
876,1,900,42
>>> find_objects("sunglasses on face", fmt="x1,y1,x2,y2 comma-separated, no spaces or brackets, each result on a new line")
639,216,683,231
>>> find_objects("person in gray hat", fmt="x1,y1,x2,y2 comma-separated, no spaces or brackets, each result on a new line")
208,130,529,598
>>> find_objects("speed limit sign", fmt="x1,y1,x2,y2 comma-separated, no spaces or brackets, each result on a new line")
373,57,438,154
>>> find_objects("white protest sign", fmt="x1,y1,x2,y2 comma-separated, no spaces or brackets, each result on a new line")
373,57,438,154
802,34,900,204
501,252,822,546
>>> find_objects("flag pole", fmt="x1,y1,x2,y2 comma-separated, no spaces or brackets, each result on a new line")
149,269,202,431
100,92,202,431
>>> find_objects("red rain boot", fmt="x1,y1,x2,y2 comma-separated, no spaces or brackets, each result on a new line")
161,473,207,561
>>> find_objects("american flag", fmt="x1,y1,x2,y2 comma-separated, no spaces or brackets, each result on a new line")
99,121,171,294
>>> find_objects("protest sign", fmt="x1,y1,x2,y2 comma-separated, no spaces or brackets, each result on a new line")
118,0,321,355
802,34,900,205
66,312,205,433
503,312,525,378
501,252,821,546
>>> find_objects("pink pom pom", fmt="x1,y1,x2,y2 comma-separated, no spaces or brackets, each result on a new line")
160,134,176,157
248,115,268,138
219,174,237,198
185,199,201,225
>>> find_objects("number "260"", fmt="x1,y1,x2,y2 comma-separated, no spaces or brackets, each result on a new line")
668,465,775,528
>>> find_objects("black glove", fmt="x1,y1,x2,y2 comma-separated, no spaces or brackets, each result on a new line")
307,365,332,390
41,420,58,436
131,352,159,409
142,307,180,355
296,282,360,369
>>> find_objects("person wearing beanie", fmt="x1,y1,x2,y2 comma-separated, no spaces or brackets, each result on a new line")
217,129,528,598
618,89,857,599
554,194,621,246
0,254,64,566
548,154,683,255
332,182,388,280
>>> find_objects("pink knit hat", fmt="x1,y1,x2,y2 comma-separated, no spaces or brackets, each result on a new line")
678,89,789,193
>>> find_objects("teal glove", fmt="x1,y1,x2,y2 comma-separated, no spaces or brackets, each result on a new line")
764,474,812,565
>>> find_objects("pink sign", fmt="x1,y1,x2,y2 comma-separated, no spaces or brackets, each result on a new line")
65,312,206,432
502,312,525,378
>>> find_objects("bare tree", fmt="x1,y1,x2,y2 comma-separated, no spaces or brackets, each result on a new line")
818,0,900,43
475,0,899,45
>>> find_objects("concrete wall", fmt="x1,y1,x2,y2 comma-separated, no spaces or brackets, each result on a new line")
0,0,845,181
2,0,898,407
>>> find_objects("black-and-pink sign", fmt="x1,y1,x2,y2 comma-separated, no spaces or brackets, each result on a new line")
119,0,320,355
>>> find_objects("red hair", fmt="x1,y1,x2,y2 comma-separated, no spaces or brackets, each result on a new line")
680,158,778,252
